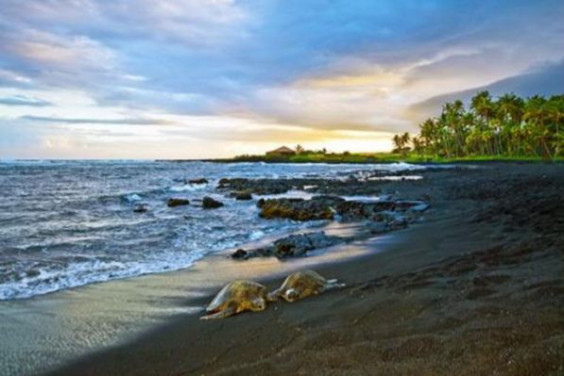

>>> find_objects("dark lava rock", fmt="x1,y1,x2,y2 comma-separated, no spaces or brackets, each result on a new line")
218,178,293,194
335,201,398,222
167,198,190,207
202,196,224,209
234,192,253,200
231,249,249,259
372,211,408,228
133,204,148,213
216,177,387,196
188,178,208,184
231,246,274,260
273,231,343,258
257,195,429,224
259,198,334,221
232,231,345,260
311,195,346,205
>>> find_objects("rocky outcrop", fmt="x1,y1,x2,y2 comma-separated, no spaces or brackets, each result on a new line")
236,192,253,200
272,231,344,258
202,196,224,209
231,249,249,259
133,204,148,213
188,178,208,185
229,191,253,200
218,178,293,195
215,176,413,196
366,213,408,234
257,197,335,221
167,198,190,207
231,231,345,260
256,196,429,223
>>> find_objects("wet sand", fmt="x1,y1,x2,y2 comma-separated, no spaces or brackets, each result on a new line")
42,163,564,375
0,221,377,376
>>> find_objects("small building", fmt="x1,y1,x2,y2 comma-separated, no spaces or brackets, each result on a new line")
266,146,296,156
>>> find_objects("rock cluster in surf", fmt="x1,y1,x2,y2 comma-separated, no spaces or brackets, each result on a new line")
256,196,428,223
202,196,224,209
232,231,345,260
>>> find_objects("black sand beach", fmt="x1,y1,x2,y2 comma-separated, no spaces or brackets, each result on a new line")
46,163,564,375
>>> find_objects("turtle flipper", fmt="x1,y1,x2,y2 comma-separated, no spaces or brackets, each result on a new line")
266,289,281,302
200,306,237,320
323,279,345,291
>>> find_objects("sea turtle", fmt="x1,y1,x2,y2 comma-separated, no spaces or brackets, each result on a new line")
201,280,269,320
267,270,345,302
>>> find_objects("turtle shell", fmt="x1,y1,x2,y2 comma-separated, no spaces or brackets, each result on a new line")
206,280,267,312
280,270,327,291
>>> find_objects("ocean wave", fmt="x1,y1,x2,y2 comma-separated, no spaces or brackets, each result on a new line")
123,193,142,202
169,183,208,192
0,255,204,300
0,220,303,300
0,160,434,300
97,187,166,204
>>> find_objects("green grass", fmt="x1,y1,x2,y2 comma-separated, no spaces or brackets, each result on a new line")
224,152,563,164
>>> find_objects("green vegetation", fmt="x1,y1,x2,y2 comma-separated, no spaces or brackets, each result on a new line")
228,91,563,164
232,151,408,164
230,152,562,164
395,91,563,160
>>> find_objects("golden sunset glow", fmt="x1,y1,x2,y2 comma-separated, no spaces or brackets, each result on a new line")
0,0,562,158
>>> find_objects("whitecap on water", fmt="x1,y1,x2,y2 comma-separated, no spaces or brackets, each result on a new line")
123,193,142,202
169,184,207,192
367,175,423,181
0,160,445,300
249,230,265,240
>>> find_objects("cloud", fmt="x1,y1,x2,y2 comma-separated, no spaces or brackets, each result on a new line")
1,0,249,46
0,26,120,91
0,69,33,87
0,0,563,158
407,60,564,121
20,115,173,125
0,95,52,107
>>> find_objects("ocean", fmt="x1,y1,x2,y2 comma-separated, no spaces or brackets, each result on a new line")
0,160,425,300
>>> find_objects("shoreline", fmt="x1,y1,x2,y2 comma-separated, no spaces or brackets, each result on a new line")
167,158,564,165
1,162,562,375
0,220,388,376
39,225,414,376
4,158,562,166
45,162,564,375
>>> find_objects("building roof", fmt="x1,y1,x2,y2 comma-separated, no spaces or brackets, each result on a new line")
267,146,295,153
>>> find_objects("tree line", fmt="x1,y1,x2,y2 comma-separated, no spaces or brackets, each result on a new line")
393,91,563,159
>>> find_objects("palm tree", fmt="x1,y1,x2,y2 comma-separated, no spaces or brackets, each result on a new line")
401,132,410,148
544,95,564,157
398,92,561,160
392,134,403,153
412,136,423,155
524,96,552,158
471,91,495,121
420,118,437,154
495,93,525,155
295,144,304,154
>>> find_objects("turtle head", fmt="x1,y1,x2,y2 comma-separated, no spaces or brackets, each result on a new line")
250,297,267,311
284,288,300,302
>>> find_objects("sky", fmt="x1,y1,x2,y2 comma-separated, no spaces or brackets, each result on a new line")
0,0,563,159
